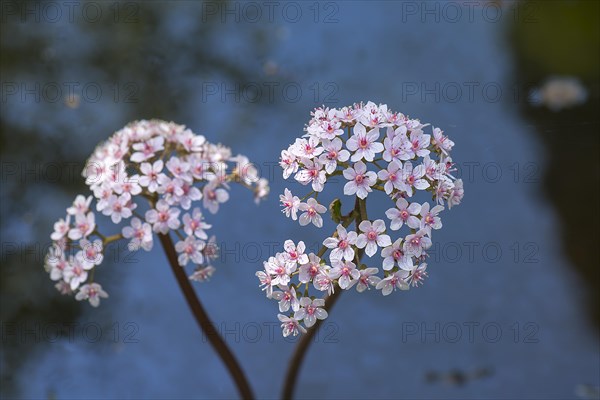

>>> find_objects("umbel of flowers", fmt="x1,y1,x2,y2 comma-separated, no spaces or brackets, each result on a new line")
45,120,269,306
257,102,464,337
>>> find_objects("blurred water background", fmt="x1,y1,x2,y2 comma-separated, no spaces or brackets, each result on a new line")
1,1,599,399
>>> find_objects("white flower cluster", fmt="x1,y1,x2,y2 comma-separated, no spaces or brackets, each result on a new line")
45,120,269,307
258,102,464,336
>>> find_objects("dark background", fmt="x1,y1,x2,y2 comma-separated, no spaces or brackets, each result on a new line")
1,1,599,399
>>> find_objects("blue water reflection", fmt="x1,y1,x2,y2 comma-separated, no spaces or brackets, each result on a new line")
1,1,598,399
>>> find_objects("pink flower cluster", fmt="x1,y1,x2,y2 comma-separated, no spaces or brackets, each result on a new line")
260,102,464,336
45,120,269,307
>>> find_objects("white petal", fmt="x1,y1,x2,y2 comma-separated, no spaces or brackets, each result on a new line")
377,235,392,247
365,242,377,257
299,213,310,226
313,215,323,228
344,182,357,196
315,309,328,320
356,235,367,248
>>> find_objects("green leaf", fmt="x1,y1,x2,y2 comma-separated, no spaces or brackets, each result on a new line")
329,198,342,223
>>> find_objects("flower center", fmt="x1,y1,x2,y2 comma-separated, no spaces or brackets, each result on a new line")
400,210,409,220
307,207,316,216
338,240,348,249
143,143,154,155
367,231,377,241
318,276,331,286
355,174,364,184
359,137,368,149
393,249,403,260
